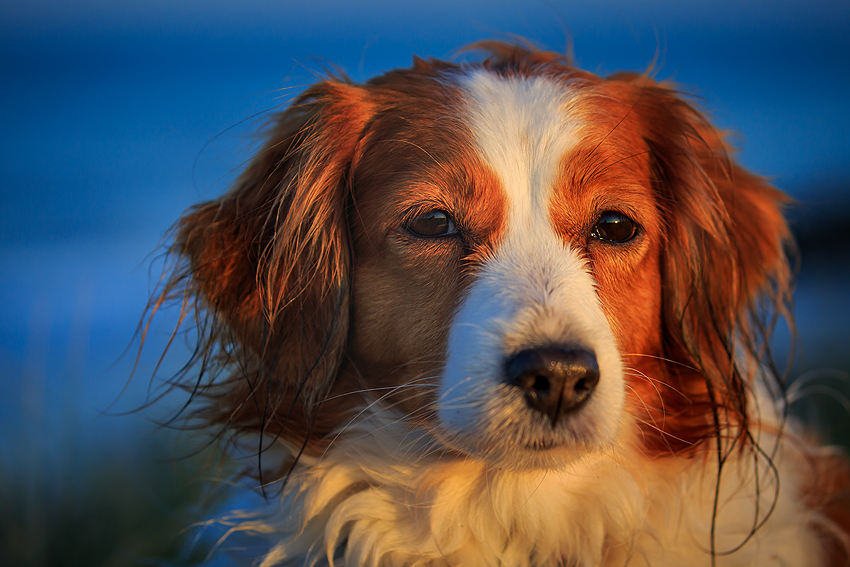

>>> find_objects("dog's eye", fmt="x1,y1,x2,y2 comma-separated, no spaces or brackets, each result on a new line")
406,210,457,238
591,211,638,243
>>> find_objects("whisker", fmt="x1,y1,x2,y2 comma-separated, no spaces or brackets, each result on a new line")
623,383,671,449
621,352,699,372
319,382,428,461
624,409,692,446
319,379,436,404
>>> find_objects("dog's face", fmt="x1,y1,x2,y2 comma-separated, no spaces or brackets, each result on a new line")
173,48,789,473
347,71,666,469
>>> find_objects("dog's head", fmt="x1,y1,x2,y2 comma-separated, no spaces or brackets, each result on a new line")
164,43,791,472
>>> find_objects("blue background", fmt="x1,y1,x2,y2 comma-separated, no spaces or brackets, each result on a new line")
1,0,848,563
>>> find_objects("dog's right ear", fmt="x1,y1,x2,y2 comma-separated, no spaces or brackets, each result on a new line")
173,81,372,440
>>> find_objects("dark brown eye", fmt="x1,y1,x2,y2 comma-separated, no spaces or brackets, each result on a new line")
591,211,638,243
406,210,457,238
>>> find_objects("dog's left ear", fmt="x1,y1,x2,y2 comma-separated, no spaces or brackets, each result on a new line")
172,81,373,445
628,77,792,444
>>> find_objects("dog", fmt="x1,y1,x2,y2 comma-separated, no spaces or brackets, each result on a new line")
152,42,850,566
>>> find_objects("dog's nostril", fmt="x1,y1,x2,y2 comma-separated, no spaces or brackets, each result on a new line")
533,375,551,394
574,376,594,394
504,347,600,426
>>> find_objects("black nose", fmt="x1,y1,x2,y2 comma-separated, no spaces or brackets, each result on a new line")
504,347,600,426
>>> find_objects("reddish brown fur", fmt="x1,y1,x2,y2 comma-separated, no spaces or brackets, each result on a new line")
173,81,375,448
549,75,796,456
345,94,508,419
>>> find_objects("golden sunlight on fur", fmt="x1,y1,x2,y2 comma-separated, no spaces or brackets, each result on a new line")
146,42,850,566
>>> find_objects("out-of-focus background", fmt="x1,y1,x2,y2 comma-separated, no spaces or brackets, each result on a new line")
1,0,848,565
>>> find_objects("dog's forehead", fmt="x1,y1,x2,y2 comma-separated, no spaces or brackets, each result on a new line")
460,70,584,234
353,68,655,247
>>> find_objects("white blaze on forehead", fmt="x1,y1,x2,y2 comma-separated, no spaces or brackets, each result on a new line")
463,71,581,234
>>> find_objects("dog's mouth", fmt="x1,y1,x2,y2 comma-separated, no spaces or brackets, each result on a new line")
431,374,609,467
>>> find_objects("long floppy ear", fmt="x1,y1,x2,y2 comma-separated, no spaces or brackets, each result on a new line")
170,81,372,449
629,78,792,449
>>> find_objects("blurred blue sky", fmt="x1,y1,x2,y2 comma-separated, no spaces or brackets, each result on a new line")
1,0,849,466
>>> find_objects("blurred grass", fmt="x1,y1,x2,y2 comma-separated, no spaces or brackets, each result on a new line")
0,277,223,567
0,438,217,567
